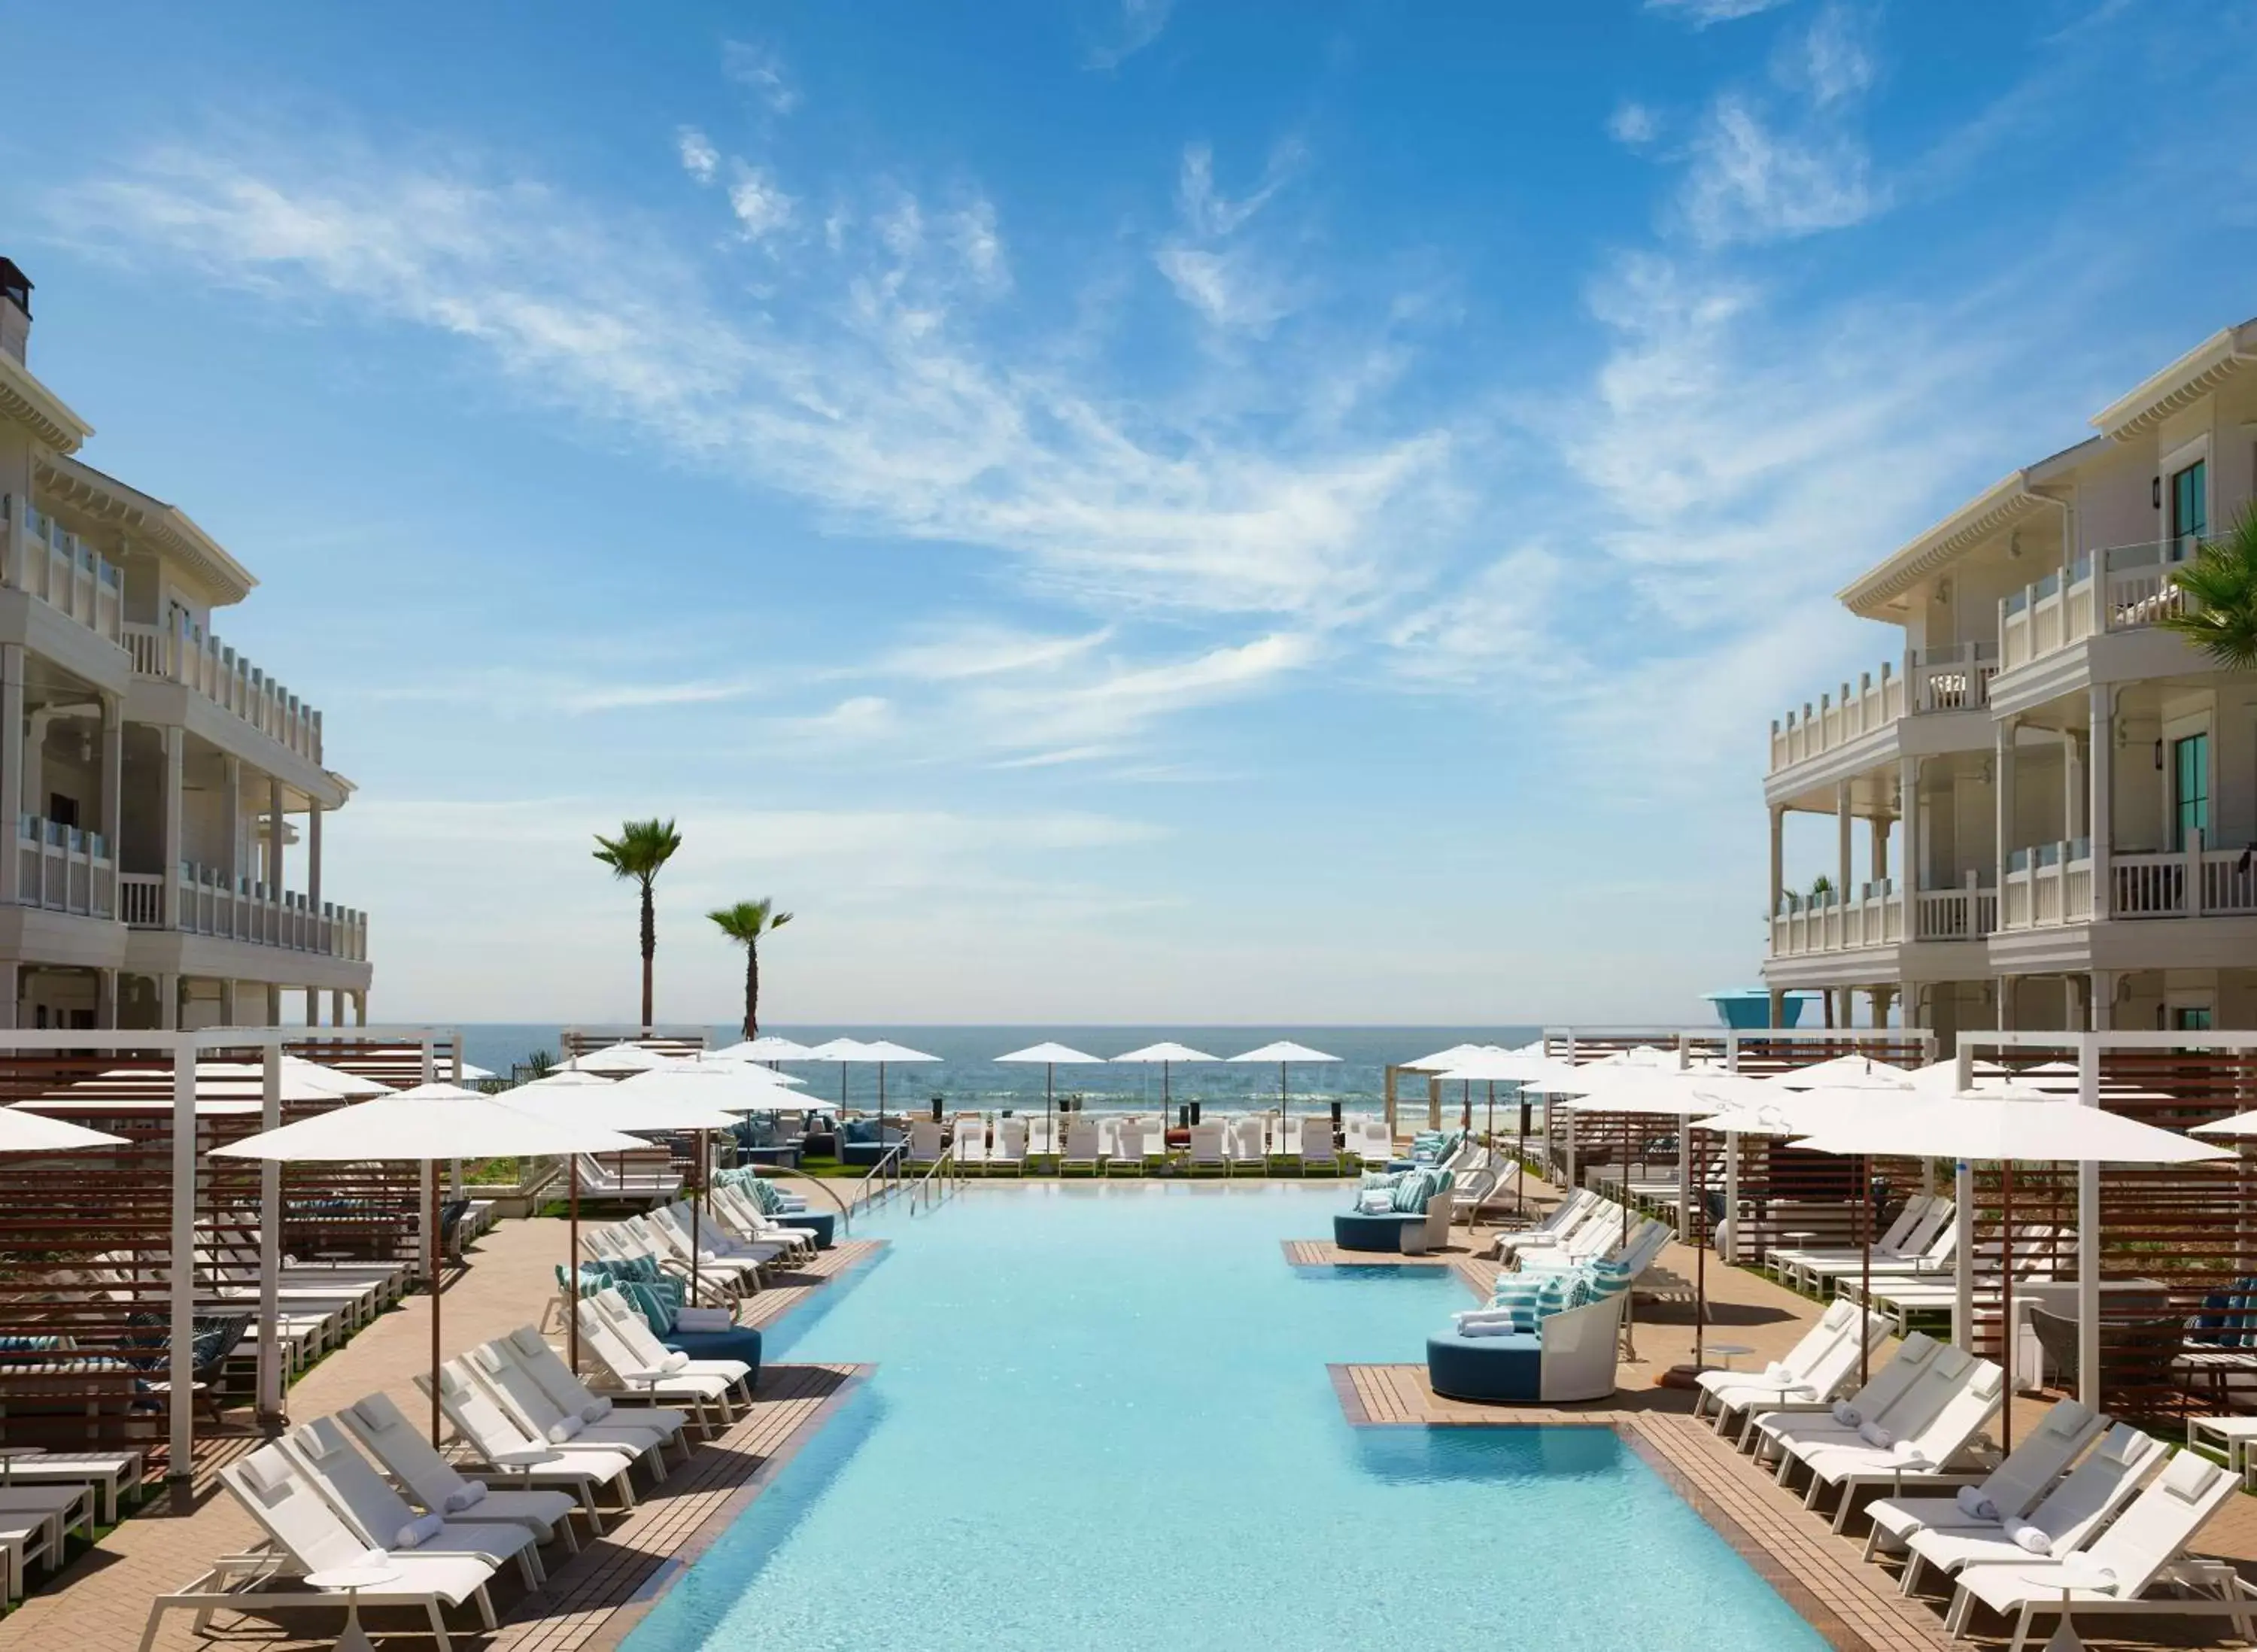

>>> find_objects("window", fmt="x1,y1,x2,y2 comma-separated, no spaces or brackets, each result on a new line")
2173,732,2210,850
2171,458,2207,554
46,794,76,830
2174,1006,2213,1032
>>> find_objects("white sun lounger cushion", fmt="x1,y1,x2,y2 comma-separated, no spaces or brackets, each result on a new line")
237,1452,293,1499
2160,1450,2222,1502
509,1329,548,1359
350,1398,398,1434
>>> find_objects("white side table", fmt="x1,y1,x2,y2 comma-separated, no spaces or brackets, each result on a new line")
488,1446,561,1483
304,1562,400,1652
2013,1561,2110,1652
1702,1342,1755,1372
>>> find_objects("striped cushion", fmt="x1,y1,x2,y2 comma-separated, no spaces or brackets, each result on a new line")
1584,1261,1633,1300
1489,1279,1546,1334
1534,1274,1575,1322
1360,1170,1405,1192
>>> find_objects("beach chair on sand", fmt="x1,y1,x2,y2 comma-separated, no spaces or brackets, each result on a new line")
1061,1120,1104,1177
954,1118,988,1176
278,1415,545,1586
340,1389,588,1545
1945,1449,2255,1650
1887,1419,2158,1596
417,1364,643,1512
139,1443,500,1652
988,1117,1027,1176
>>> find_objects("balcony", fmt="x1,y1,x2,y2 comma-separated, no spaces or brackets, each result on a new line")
1,502,124,644
1769,873,1998,960
123,618,323,766
1768,644,1996,774
2110,834,2257,921
1997,540,2196,673
12,814,114,919
119,861,367,961
1998,840,2095,930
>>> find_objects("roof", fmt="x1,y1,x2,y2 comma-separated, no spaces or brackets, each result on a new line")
2090,317,2257,442
32,453,257,605
1836,438,2097,618
0,351,92,453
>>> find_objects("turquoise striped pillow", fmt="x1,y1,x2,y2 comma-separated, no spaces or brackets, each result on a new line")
1489,1278,1545,1333
1534,1274,1575,1322
1360,1170,1405,1191
1390,1173,1429,1214
1585,1261,1633,1300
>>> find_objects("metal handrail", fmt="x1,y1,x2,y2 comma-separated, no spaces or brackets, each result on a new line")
770,1162,856,1236
908,1149,964,1216
849,1140,910,1220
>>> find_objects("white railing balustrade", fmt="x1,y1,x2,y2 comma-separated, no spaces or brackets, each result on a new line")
2110,833,2257,920
1769,643,1991,774
117,860,366,960
120,618,324,766
1997,542,2202,673
12,815,114,919
2,501,125,645
1912,876,1997,942
1997,840,2094,931
1768,881,1903,957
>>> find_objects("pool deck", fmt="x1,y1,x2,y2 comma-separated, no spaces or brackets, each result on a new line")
0,1194,882,1652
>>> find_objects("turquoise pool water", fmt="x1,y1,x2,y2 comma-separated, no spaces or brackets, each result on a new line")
624,1185,1827,1652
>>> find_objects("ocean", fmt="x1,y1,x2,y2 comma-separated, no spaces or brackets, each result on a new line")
455,1024,1543,1115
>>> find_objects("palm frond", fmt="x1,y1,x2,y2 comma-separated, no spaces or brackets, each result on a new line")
592,817,683,884
708,897,794,944
2163,507,2257,671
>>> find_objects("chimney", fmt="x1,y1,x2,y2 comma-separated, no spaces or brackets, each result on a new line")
0,260,29,366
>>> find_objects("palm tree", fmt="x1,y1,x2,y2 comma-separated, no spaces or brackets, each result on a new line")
709,898,794,1038
2161,506,2257,670
593,818,682,1028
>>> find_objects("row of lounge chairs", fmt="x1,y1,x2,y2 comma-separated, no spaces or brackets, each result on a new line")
141,1180,803,1649
932,1114,1395,1175
1692,1301,2255,1647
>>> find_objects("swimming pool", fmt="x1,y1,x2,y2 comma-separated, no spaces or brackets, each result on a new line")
624,1184,1827,1651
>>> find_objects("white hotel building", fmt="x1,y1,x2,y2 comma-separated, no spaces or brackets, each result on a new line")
1763,317,2257,1046
0,260,370,1030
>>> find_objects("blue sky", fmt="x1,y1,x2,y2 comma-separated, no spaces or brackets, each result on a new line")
5,0,2255,1024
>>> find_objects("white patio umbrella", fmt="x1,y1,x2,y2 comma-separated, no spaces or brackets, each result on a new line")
0,1108,129,1153
1404,1044,1505,1131
712,1035,818,1064
857,1040,939,1137
213,1084,644,1445
2192,1110,2257,1138
1425,1047,1553,1213
1801,1086,2228,1433
570,1042,672,1077
1227,1042,1339,1146
997,1043,1106,1153
454,1062,497,1085
1762,1054,1914,1092
1110,1042,1216,1119
508,1080,742,1367
1682,1103,1806,1374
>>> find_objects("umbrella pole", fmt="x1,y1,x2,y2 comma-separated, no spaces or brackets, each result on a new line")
1515,1091,1527,1218
1694,1131,1709,1369
429,1171,443,1449
1046,1064,1054,1174
2001,1157,2014,1450
1860,1152,1873,1387
568,1177,581,1374
691,1130,703,1301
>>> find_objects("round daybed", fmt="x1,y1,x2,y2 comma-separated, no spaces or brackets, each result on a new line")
1424,1295,1625,1404
1332,1211,1428,1253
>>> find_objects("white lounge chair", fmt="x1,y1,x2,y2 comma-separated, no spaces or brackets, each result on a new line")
908,1121,946,1168
1861,1395,2103,1567
1025,1116,1057,1161
141,1443,500,1652
464,1339,690,1462
1899,1421,2162,1599
418,1364,643,1512
1788,1357,2005,1529
1297,1116,1338,1175
1945,1449,2255,1650
340,1389,589,1544
954,1118,989,1176
1748,1332,1946,1462
278,1415,545,1586
989,1117,1027,1175
1104,1118,1144,1177
1061,1121,1104,1176
574,1298,746,1424
1228,1118,1268,1176
1699,1301,1888,1441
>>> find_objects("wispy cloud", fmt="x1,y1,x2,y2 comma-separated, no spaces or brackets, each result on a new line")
675,126,718,184
722,39,800,115
51,132,1454,626
1644,0,1795,26
1678,93,1876,247
1086,0,1175,70
724,162,795,239
1608,100,1662,148
1154,141,1303,333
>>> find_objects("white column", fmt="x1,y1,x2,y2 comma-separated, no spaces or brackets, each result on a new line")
1954,1042,1973,1352
2089,686,2113,918
160,729,183,928
99,694,122,873
2076,1034,2101,1408
2063,729,2085,843
267,776,284,895
167,1043,197,1478
2091,969,2116,1032
0,642,23,906
223,757,241,895
1836,780,1853,902
354,989,367,1027
308,802,323,913
257,1043,282,1423
1995,717,2018,893
304,985,318,1028
219,979,237,1026
330,988,345,1025
0,961,16,1031
95,967,116,1030
158,971,178,1031
1768,803,1785,921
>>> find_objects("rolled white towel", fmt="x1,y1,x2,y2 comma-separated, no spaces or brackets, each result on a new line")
1832,1401,1861,1426
546,1416,585,1444
2009,1523,2052,1556
1453,1309,1517,1327
444,1480,488,1513
1762,1361,1794,1384
661,1350,691,1374
1955,1485,1999,1522
1458,1320,1516,1338
394,1512,445,1549
1856,1420,1894,1449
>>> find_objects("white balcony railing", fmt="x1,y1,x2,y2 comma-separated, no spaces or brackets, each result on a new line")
1768,871,2000,960
2111,833,2257,920
120,861,367,961
13,815,114,919
1914,876,1998,942
121,619,323,767
1998,840,2095,931
1,501,124,645
1769,643,1994,774
1997,540,2197,673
